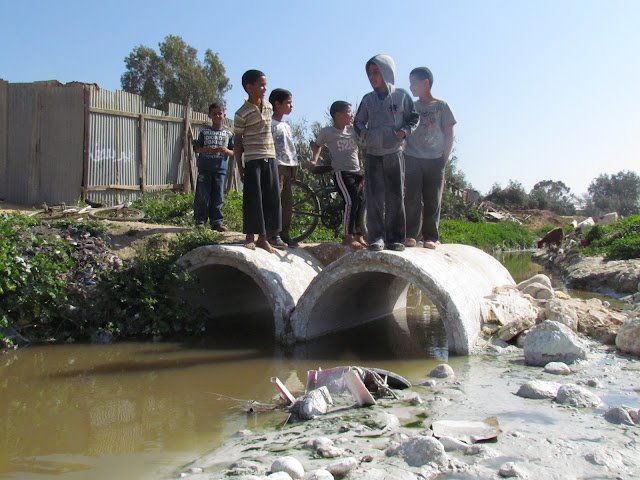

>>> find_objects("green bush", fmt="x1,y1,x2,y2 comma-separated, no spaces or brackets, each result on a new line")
0,214,86,343
92,228,222,338
582,215,640,260
607,235,640,260
221,190,243,232
581,214,640,259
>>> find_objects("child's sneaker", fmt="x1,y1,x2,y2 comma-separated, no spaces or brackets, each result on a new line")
211,223,227,232
270,236,288,250
281,234,299,248
368,239,384,251
387,242,405,252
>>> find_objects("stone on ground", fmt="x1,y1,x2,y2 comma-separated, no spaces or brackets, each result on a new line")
523,320,587,366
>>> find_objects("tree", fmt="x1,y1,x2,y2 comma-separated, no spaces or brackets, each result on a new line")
528,180,576,215
484,180,528,209
121,35,230,113
587,170,640,216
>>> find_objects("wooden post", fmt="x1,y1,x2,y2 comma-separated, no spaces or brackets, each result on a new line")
181,100,194,193
81,87,91,201
139,113,146,193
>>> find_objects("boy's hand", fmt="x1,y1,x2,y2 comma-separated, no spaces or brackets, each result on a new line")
395,129,407,140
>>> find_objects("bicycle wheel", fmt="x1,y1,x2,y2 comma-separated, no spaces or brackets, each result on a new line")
289,180,321,243
89,207,145,222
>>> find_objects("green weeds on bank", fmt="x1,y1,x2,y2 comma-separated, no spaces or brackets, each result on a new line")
0,212,223,347
582,214,640,260
440,219,536,251
135,191,195,225
0,214,103,346
92,228,222,339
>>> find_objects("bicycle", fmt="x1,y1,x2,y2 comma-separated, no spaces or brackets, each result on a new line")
288,165,345,243
89,202,145,221
29,203,94,220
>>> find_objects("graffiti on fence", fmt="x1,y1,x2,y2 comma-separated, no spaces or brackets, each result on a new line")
89,148,134,164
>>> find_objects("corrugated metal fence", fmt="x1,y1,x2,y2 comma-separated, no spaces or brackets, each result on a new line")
0,80,233,206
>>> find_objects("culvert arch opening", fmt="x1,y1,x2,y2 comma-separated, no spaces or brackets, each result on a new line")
181,264,274,335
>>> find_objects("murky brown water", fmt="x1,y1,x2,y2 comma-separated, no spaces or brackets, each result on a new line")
0,310,448,480
0,252,625,479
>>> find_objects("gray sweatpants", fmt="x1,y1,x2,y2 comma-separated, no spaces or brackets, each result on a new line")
364,152,406,244
404,154,446,242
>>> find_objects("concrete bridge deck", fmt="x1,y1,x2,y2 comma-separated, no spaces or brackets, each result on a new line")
177,244,515,355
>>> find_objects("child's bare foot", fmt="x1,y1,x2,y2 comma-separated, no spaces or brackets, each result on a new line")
342,237,364,250
355,235,367,247
424,240,437,249
256,236,275,253
244,235,256,250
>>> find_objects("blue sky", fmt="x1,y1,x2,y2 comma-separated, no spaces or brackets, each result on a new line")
1,0,638,196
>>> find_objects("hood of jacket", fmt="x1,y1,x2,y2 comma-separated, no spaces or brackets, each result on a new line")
367,54,396,94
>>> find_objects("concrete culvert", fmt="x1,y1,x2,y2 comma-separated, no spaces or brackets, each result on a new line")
177,245,323,341
290,244,514,355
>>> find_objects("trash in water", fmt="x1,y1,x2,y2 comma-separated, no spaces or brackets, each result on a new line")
431,417,501,444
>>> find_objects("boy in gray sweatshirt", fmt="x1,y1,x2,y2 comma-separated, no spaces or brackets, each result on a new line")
354,54,419,251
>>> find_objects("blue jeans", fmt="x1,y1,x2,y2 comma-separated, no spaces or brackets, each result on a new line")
194,170,226,226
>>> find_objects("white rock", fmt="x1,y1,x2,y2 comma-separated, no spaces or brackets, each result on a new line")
271,456,304,480
585,448,625,469
429,364,455,378
555,384,602,408
522,281,554,300
498,461,527,478
308,437,333,449
498,317,535,342
487,285,540,327
545,299,579,331
615,317,640,356
404,392,423,405
543,362,571,375
523,321,587,366
325,457,358,477
268,473,294,480
516,380,561,399
517,274,553,290
290,387,332,420
399,435,447,467
604,406,635,425
303,470,334,480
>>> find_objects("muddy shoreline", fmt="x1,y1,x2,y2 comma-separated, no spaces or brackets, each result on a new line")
175,340,640,480
533,249,640,298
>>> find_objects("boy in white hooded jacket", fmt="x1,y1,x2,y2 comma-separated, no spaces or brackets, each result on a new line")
354,54,419,251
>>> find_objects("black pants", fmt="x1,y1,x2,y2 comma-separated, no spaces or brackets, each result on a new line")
242,158,282,235
334,171,365,236
404,154,446,242
364,152,406,244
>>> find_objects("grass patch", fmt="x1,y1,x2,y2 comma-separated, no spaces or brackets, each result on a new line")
440,219,536,251
135,191,195,225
